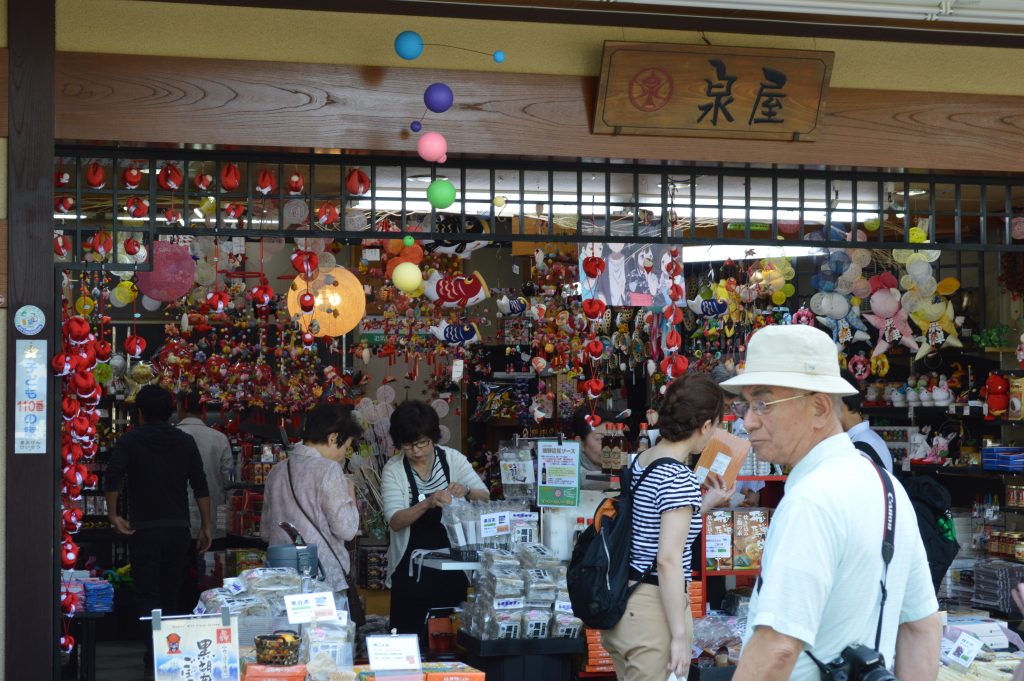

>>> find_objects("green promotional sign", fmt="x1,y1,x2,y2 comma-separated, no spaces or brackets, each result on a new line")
536,440,581,508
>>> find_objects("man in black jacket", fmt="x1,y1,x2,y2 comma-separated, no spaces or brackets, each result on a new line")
105,385,211,670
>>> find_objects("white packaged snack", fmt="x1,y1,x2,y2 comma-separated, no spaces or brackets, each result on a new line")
551,612,583,638
522,608,550,639
486,610,523,640
239,567,302,591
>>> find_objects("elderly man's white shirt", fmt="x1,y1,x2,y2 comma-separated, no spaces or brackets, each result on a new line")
742,433,937,680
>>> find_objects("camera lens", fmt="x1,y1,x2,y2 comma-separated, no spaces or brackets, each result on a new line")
860,666,899,681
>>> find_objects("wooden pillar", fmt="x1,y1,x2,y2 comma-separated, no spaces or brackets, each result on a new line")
6,1,56,679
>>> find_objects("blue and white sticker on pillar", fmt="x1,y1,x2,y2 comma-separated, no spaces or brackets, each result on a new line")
14,305,45,336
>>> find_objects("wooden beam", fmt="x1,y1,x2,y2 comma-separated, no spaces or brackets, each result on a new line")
54,52,1024,173
6,2,56,680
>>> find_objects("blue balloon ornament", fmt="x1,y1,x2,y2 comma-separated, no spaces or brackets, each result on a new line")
423,83,454,114
395,31,424,60
410,121,422,132
493,50,506,63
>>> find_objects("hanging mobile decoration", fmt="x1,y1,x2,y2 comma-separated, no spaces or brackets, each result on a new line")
157,162,183,191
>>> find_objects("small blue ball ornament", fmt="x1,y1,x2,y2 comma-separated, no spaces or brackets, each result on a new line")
395,31,424,60
493,50,506,63
410,120,422,132
423,83,454,114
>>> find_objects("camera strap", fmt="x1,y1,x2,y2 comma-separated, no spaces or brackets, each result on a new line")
757,461,896,671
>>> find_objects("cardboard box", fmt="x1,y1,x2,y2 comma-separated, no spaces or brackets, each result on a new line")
705,510,733,571
354,663,485,681
693,432,751,487
732,508,770,570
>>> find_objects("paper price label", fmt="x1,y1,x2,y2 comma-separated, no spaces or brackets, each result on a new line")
367,634,422,672
452,359,465,382
706,535,731,559
554,601,574,614
480,511,512,538
493,598,524,611
284,591,338,625
512,511,539,522
945,632,984,669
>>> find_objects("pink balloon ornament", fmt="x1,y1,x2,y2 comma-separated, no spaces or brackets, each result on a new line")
417,131,448,164
135,241,196,302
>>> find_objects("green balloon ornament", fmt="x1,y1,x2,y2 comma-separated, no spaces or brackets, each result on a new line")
93,362,113,385
403,235,415,247
427,179,457,209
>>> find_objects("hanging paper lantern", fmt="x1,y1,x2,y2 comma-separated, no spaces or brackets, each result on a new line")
121,166,143,189
256,169,277,196
346,168,371,196
84,161,106,189
285,267,367,337
316,202,339,226
136,241,196,301
286,172,304,195
124,335,146,359
157,162,183,191
194,172,214,191
220,163,241,191
55,196,75,214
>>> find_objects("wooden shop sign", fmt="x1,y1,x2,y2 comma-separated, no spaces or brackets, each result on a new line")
594,41,834,141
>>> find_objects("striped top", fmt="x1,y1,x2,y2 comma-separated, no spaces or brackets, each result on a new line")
628,457,703,581
407,450,451,499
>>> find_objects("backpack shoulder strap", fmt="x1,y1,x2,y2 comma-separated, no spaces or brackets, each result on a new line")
855,440,885,469
628,456,679,495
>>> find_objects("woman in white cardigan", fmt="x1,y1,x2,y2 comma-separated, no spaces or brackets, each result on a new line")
381,400,488,640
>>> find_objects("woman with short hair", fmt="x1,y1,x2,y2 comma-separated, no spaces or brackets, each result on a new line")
381,400,489,640
262,403,362,598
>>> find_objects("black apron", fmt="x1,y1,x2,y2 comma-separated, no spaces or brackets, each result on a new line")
389,447,469,639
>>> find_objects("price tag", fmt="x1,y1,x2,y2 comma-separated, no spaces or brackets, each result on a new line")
480,511,512,538
554,601,574,614
512,264,520,275
944,632,984,668
452,359,465,382
706,534,731,559
512,511,539,522
493,597,524,611
284,591,338,625
366,634,422,671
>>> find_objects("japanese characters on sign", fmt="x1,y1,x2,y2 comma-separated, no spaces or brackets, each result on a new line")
152,614,239,681
15,340,47,454
594,42,834,141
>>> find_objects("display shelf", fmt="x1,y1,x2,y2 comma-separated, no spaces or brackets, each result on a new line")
705,569,761,577
736,476,786,482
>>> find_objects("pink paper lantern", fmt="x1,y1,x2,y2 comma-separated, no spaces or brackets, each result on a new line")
136,241,196,302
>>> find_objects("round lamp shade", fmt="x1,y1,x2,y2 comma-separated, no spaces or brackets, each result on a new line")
286,266,366,337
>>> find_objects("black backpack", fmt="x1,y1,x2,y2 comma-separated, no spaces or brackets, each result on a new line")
567,457,675,629
902,476,960,591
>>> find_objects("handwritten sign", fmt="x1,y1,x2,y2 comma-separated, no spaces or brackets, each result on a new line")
594,42,834,141
15,340,47,454
151,614,240,681
366,634,422,672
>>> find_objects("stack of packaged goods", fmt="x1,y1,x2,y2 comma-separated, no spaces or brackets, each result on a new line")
690,580,704,621
583,628,615,675
461,545,582,641
82,578,114,612
971,560,1024,613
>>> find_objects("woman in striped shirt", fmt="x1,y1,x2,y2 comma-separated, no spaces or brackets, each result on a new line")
602,373,734,681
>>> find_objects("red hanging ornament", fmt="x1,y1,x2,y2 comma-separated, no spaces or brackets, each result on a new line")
54,196,75,214
585,378,605,399
121,166,143,189
123,238,141,256
301,332,316,349
194,171,214,191
224,203,246,221
84,161,106,189
249,284,274,307
584,413,602,428
665,261,683,278
54,168,71,188
62,508,84,535
664,329,682,352
61,396,81,420
59,634,76,654
206,290,230,312
585,338,604,360
60,536,79,569
581,298,607,322
53,234,71,257
124,196,150,219
64,317,92,345
667,283,685,302
661,354,689,380
290,250,319,280
124,335,146,359
346,168,371,196
90,231,114,257
316,202,339,226
286,172,304,195
299,291,316,314
61,591,80,618
163,207,182,225
582,256,606,279
220,163,241,191
663,304,684,325
255,169,277,196
157,162,183,190
62,442,83,465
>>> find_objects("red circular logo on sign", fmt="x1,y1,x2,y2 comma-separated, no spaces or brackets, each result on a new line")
628,68,673,112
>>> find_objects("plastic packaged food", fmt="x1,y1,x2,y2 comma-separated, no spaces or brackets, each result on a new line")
239,567,303,591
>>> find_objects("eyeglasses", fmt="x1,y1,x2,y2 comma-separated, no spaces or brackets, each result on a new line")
731,393,812,419
399,438,434,455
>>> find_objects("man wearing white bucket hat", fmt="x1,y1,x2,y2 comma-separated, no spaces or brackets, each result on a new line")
723,325,940,681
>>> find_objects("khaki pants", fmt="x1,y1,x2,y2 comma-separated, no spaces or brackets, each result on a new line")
601,582,692,681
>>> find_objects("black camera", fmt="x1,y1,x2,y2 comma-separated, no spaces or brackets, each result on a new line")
817,645,898,681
